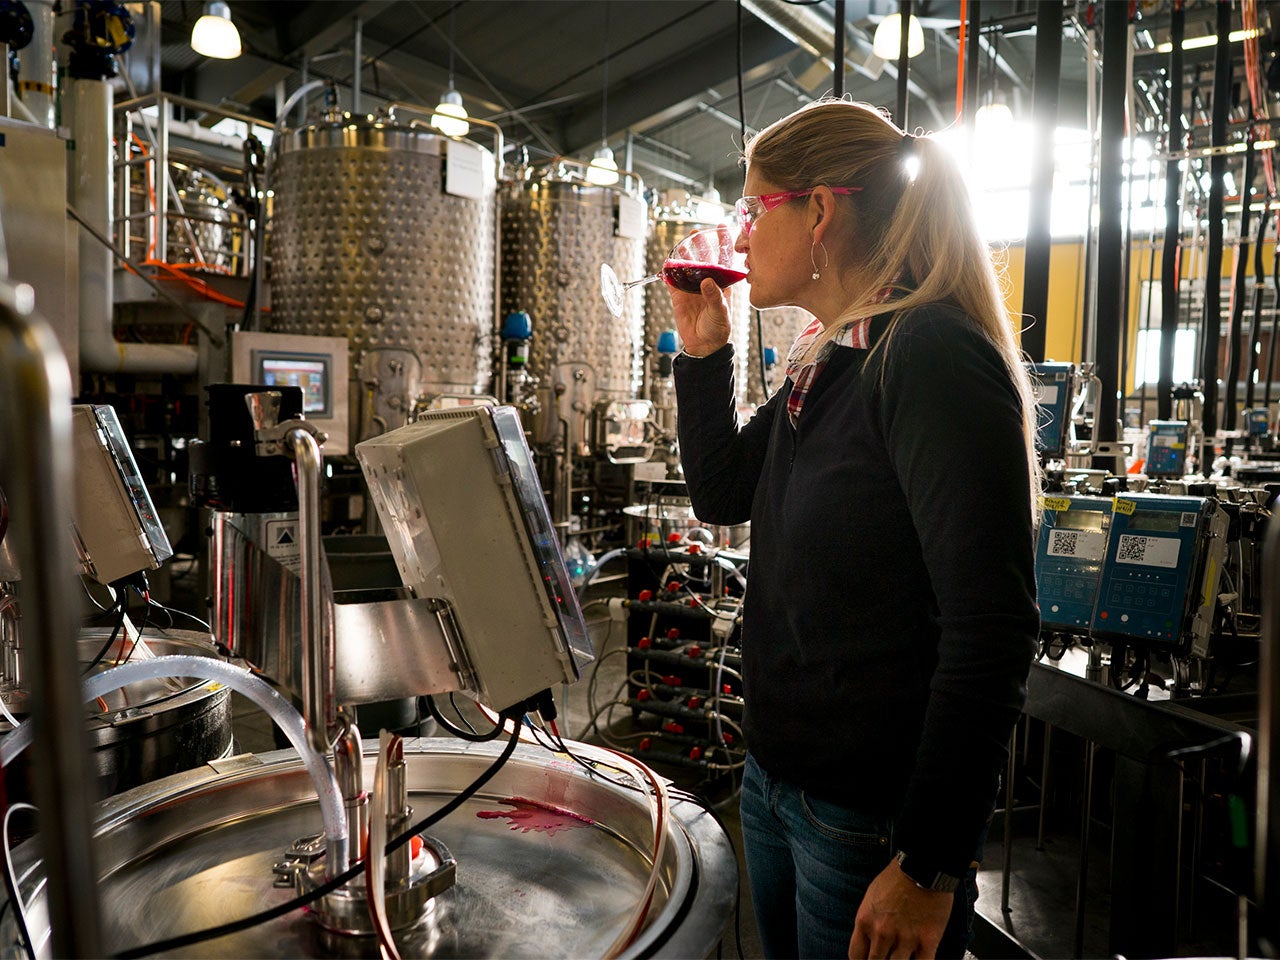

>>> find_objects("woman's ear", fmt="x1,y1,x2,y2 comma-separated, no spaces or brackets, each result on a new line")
808,187,840,246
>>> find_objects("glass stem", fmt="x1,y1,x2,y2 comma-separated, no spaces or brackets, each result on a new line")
624,274,663,292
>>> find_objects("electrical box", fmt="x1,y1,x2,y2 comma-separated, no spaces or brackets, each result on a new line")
229,331,350,455
356,405,593,711
1035,495,1112,634
1144,420,1189,478
1028,362,1075,458
1090,494,1227,658
1243,407,1270,437
71,404,173,585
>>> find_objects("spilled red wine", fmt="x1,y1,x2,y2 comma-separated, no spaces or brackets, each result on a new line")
661,259,748,293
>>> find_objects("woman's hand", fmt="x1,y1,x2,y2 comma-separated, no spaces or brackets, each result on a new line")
848,859,953,959
670,278,732,358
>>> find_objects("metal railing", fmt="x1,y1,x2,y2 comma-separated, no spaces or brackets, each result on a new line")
113,93,270,277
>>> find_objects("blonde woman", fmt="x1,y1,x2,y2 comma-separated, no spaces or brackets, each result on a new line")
670,99,1040,960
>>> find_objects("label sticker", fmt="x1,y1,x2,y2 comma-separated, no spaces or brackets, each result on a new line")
1112,498,1136,516
264,518,302,572
1041,496,1072,512
1115,534,1180,569
1047,528,1107,561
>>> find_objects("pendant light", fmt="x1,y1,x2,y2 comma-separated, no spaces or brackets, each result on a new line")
431,7,469,137
586,5,619,186
190,1,241,60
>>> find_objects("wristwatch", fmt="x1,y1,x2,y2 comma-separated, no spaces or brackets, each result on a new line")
895,850,961,893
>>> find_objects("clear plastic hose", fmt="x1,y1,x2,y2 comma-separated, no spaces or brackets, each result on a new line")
0,654,349,872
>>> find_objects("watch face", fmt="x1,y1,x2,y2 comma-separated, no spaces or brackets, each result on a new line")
896,851,960,893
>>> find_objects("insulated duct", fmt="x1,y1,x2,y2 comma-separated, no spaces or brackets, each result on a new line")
741,0,945,128
69,77,197,375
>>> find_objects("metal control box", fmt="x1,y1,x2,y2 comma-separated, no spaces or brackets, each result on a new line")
356,405,593,711
71,404,173,584
1144,420,1189,478
1090,494,1227,657
1028,362,1075,458
1035,495,1112,634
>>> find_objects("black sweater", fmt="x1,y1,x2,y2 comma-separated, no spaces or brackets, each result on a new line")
674,305,1039,876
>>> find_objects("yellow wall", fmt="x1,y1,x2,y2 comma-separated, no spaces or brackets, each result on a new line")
998,238,1278,396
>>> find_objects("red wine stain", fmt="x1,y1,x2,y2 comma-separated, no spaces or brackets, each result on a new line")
475,796,596,836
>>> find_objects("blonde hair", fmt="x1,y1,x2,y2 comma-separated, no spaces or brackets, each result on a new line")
744,99,1041,516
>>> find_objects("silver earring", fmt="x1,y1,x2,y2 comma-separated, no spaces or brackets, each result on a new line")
810,241,828,281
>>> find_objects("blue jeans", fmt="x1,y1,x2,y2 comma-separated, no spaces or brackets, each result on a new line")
739,753,980,960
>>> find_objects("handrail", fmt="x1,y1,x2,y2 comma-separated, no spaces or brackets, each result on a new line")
114,91,272,131
0,279,103,957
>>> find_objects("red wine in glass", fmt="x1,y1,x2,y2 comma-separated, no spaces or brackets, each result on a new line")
661,259,748,293
600,225,745,317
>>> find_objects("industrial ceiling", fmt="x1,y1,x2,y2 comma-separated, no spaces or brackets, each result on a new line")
143,2,1266,197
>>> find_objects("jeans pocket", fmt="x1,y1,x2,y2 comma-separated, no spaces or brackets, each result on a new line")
798,792,892,850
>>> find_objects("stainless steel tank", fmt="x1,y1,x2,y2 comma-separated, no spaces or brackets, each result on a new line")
746,306,814,405
1,628,232,798
0,738,738,957
501,173,645,443
269,114,498,414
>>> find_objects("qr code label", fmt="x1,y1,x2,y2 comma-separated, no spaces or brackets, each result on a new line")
1115,534,1181,569
1047,528,1106,560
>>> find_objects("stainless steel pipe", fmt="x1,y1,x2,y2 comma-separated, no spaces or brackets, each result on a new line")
286,425,333,754
0,279,103,956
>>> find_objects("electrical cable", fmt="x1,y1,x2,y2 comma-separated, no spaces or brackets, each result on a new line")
82,601,127,676
425,695,505,741
112,720,522,959
0,803,35,960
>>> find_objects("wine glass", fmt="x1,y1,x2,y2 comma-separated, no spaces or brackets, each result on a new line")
600,225,746,318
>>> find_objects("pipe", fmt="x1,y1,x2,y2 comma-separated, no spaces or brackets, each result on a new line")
0,654,350,875
0,280,103,957
1223,133,1257,431
832,0,845,100
69,78,198,374
1260,497,1280,954
285,426,333,755
1200,1,1233,438
352,16,362,115
1020,0,1062,364
4,77,38,124
1091,1,1128,469
16,0,55,128
1245,175,1269,411
895,0,911,129
741,0,945,128
1158,3,1185,421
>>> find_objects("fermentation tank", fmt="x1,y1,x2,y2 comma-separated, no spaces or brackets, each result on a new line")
501,169,646,444
746,306,814,405
269,114,498,435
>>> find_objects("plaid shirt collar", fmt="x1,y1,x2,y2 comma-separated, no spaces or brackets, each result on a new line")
784,312,874,428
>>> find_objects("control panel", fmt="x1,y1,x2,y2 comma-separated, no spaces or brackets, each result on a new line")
1144,420,1189,478
1028,362,1075,459
1035,495,1111,633
1090,494,1226,657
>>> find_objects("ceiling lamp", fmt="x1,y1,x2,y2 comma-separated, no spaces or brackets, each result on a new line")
975,100,1014,132
872,13,925,60
586,143,619,186
431,8,470,137
430,85,470,137
190,1,241,60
